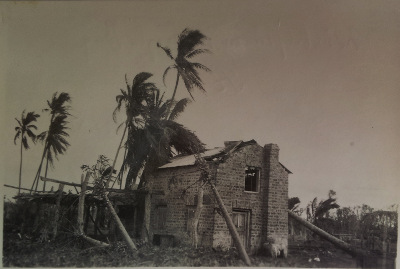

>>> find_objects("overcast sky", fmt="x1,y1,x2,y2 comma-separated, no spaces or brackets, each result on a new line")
1,0,399,210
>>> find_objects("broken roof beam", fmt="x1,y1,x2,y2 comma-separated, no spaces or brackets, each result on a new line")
41,176,83,188
40,176,159,194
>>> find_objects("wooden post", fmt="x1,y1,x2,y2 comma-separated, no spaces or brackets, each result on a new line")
52,183,64,240
209,180,252,266
77,172,90,234
192,182,204,248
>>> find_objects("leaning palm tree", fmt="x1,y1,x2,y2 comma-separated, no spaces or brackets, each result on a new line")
14,110,40,195
31,92,71,192
92,72,159,253
157,28,210,118
122,90,205,189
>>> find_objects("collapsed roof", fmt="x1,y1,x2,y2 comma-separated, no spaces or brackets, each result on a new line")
159,140,292,174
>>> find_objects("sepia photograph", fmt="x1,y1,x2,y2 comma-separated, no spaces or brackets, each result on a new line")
1,0,399,267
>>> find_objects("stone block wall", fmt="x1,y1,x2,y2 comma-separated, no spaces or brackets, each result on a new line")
148,141,290,253
211,143,265,253
148,165,215,246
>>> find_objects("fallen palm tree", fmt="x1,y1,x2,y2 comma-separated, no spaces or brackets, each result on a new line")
288,210,366,258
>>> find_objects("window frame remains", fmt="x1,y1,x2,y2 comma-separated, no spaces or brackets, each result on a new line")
244,166,260,193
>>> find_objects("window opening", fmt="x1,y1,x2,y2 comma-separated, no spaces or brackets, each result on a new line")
245,166,259,192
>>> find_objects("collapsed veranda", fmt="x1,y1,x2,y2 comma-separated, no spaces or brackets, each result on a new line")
10,140,291,254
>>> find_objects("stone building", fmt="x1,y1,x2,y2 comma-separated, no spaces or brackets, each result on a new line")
147,140,291,254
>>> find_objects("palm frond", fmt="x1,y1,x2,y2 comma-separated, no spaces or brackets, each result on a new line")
169,98,191,121
177,29,207,59
15,118,22,128
22,137,29,150
14,131,21,145
157,43,174,60
185,48,211,59
24,112,40,125
37,131,47,142
163,120,205,154
162,65,176,86
27,124,38,130
191,62,211,72
26,129,36,141
132,72,154,90
48,92,71,116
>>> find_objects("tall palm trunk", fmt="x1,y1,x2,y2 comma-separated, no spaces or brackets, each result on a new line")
31,143,47,193
166,72,180,120
208,180,251,266
18,139,23,195
42,156,49,192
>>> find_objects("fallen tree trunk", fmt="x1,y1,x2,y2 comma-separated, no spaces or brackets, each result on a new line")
287,210,365,257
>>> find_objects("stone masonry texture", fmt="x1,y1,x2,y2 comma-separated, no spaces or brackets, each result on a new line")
147,141,290,254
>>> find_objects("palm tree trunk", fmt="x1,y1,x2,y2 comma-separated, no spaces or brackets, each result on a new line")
208,180,252,266
18,139,23,195
166,72,180,120
126,152,149,190
104,124,127,188
31,144,47,193
42,156,49,192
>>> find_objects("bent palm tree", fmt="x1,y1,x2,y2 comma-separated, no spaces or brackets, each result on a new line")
157,28,210,118
122,91,205,189
14,111,40,195
94,72,159,253
31,92,71,192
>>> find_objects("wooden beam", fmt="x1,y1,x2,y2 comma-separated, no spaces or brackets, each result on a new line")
41,176,82,187
40,176,158,194
4,184,45,193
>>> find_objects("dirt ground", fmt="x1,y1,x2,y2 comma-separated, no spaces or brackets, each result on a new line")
2,232,396,267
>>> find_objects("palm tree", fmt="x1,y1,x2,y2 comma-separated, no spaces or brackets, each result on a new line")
90,72,160,253
157,28,210,118
14,110,40,195
31,92,71,192
306,190,340,225
121,90,205,189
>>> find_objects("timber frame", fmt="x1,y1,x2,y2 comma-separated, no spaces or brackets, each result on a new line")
5,176,162,242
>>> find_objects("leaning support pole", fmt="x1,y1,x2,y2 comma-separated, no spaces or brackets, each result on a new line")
209,181,252,266
287,210,365,257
